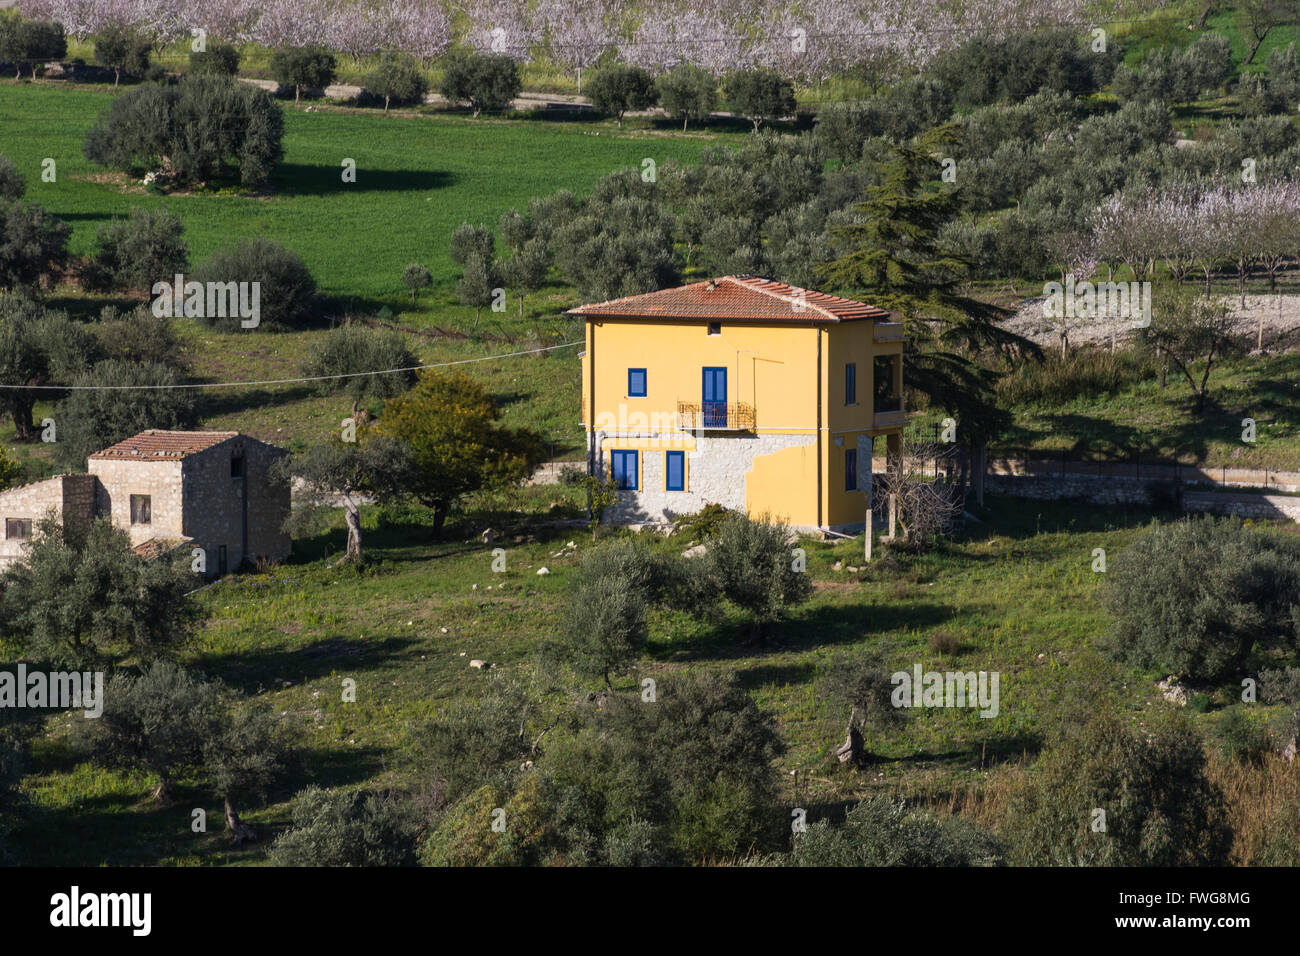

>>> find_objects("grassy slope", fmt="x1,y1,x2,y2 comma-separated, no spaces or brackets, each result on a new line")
19,495,1289,866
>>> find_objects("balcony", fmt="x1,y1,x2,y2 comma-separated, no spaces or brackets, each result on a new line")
873,321,904,342
874,395,904,429
677,400,756,431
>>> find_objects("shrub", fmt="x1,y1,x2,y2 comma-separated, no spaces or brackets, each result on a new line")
995,347,1154,407
725,68,796,132
188,42,240,77
300,324,418,400
0,155,23,201
1006,708,1231,866
553,545,649,688
269,786,419,866
0,443,19,491
656,64,717,131
1213,706,1269,764
83,75,284,187
365,53,427,112
94,305,189,371
192,237,316,330
587,64,657,127
87,207,188,292
93,25,150,87
704,512,812,637
0,198,69,289
56,359,197,469
784,797,1003,866
270,45,336,105
1100,516,1300,681
439,51,521,117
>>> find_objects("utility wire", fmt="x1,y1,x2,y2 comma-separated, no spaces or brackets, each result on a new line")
0,340,581,391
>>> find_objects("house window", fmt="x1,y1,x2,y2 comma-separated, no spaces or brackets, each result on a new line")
707,322,721,335
5,518,31,540
218,545,228,574
627,368,647,397
845,449,858,492
130,494,152,525
665,451,685,491
845,363,857,405
610,450,638,490
231,454,245,478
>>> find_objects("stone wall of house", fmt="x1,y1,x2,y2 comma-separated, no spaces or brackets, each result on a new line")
602,432,817,525
0,474,99,568
181,437,290,570
87,458,184,546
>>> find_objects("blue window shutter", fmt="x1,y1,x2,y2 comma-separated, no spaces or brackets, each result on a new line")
845,449,857,492
628,368,647,397
666,451,684,491
846,363,856,405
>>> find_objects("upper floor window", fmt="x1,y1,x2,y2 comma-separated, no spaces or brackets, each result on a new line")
130,494,152,525
231,454,245,478
5,518,31,540
627,368,647,397
845,363,857,405
707,322,721,335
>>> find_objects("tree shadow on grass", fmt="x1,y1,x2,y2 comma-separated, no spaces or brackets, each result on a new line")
270,163,455,197
667,601,956,664
192,634,421,693
193,384,317,421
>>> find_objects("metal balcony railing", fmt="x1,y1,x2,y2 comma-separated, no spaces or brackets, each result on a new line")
677,400,756,431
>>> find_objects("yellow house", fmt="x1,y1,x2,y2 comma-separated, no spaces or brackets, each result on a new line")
568,275,904,532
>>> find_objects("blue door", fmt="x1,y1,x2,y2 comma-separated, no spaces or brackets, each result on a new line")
702,367,727,428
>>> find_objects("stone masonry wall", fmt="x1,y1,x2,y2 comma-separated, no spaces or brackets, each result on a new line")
603,432,817,524
181,437,290,570
87,457,184,546
0,476,79,568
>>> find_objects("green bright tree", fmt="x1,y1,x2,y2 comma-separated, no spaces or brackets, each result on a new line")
380,370,543,538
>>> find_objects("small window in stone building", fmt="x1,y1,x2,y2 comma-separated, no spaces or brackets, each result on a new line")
231,454,245,478
130,494,151,525
218,545,228,574
5,518,32,540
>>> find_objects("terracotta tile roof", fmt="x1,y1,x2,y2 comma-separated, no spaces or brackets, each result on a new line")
565,276,889,323
89,430,239,461
131,536,194,561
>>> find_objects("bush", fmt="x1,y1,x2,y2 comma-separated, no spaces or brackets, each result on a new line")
1213,706,1269,764
704,512,812,638
94,306,189,371
83,75,284,187
439,51,521,117
1006,709,1231,866
189,42,240,77
553,546,649,688
1100,516,1300,681
300,324,417,399
725,68,796,132
784,797,1003,866
995,347,1156,407
656,64,717,131
269,786,419,866
364,53,427,112
93,25,150,87
270,45,336,105
0,156,23,201
55,359,198,469
587,64,657,127
0,198,69,290
87,207,188,292
927,28,1119,108
192,237,316,330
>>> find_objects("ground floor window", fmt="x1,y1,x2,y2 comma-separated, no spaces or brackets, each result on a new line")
611,449,639,490
666,450,684,491
5,518,32,540
845,449,858,492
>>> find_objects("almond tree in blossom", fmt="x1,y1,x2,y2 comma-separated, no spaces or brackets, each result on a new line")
539,0,622,92
460,0,540,63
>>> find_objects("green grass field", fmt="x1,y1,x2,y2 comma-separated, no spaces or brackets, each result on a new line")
9,494,1190,866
